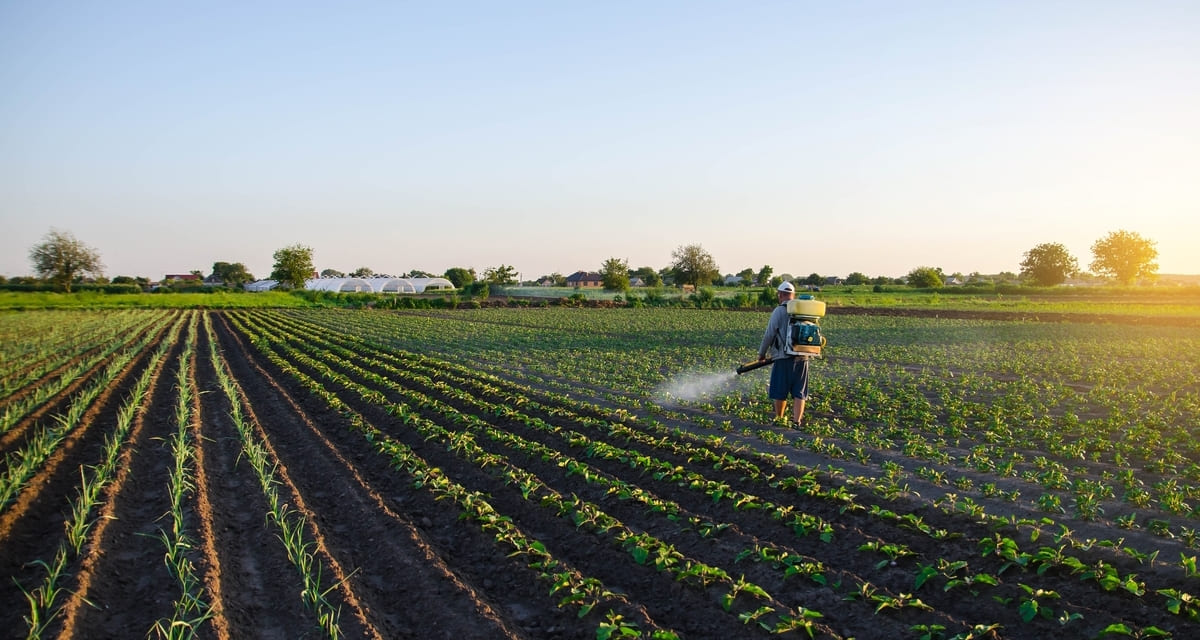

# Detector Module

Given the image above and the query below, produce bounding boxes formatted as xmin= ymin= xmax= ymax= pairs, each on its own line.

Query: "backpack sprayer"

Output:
xmin=736 ymin=294 xmax=827 ymax=374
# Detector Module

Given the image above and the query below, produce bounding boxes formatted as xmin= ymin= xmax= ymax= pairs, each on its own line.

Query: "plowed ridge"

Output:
xmin=0 ymin=308 xmax=1195 ymax=640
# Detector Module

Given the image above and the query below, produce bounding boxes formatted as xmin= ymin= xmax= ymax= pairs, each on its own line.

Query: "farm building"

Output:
xmin=565 ymin=271 xmax=603 ymax=287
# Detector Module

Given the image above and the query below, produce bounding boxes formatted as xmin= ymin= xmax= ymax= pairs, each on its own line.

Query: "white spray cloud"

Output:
xmin=654 ymin=370 xmax=738 ymax=403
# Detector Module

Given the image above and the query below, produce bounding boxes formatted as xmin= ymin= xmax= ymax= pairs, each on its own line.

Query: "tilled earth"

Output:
xmin=0 ymin=308 xmax=1196 ymax=639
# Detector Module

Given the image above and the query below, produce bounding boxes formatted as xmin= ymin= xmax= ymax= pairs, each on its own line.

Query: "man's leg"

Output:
xmin=773 ymin=399 xmax=788 ymax=419
xmin=791 ymin=358 xmax=810 ymax=425
xmin=792 ymin=398 xmax=805 ymax=424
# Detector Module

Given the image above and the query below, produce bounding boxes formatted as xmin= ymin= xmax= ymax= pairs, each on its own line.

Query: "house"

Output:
xmin=538 ymin=278 xmax=556 ymax=287
xmin=565 ymin=271 xmax=603 ymax=288
xmin=163 ymin=274 xmax=202 ymax=283
xmin=723 ymin=274 xmax=745 ymax=286
xmin=629 ymin=277 xmax=645 ymax=288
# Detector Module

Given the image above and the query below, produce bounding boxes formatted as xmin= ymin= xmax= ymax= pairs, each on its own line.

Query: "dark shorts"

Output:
xmin=769 ymin=357 xmax=809 ymax=400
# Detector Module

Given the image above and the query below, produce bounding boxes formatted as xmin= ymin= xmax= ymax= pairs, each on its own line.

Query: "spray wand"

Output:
xmin=735 ymin=359 xmax=773 ymax=375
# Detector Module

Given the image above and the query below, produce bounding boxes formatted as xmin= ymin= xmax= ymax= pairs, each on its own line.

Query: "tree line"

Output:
xmin=11 ymin=228 xmax=1162 ymax=294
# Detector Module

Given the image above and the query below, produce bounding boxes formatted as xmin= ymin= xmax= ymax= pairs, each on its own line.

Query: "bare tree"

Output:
xmin=29 ymin=229 xmax=103 ymax=292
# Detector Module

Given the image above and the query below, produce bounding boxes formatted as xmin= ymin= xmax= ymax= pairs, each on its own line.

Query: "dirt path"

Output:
xmin=213 ymin=312 xmax=527 ymax=639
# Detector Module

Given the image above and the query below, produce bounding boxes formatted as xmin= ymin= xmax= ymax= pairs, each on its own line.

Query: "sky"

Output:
xmin=2 ymin=1 xmax=1198 ymax=282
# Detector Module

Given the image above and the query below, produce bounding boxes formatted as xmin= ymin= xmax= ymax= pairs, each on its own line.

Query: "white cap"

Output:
xmin=777 ymin=281 xmax=795 ymax=293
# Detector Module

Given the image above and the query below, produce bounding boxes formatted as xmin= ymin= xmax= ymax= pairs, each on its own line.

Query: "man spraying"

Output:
xmin=757 ymin=281 xmax=811 ymax=427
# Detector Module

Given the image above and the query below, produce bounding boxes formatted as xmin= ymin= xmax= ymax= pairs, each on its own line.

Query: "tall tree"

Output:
xmin=735 ymin=268 xmax=756 ymax=285
xmin=483 ymin=264 xmax=518 ymax=285
xmin=804 ymin=273 xmax=823 ymax=286
xmin=600 ymin=257 xmax=630 ymax=291
xmin=443 ymin=267 xmax=476 ymax=288
xmin=1019 ymin=243 xmax=1078 ymax=286
xmin=29 ymin=229 xmax=103 ymax=292
xmin=906 ymin=266 xmax=944 ymax=288
xmin=845 ymin=272 xmax=869 ymax=285
xmin=669 ymin=244 xmax=720 ymax=288
xmin=350 ymin=266 xmax=373 ymax=278
xmin=755 ymin=265 xmax=774 ymax=287
xmin=1089 ymin=230 xmax=1158 ymax=284
xmin=270 ymin=244 xmax=314 ymax=289
xmin=632 ymin=266 xmax=662 ymax=287
xmin=320 ymin=268 xmax=345 ymax=278
xmin=211 ymin=261 xmax=254 ymax=287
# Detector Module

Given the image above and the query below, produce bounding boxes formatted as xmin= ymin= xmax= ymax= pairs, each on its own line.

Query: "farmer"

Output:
xmin=757 ymin=281 xmax=809 ymax=426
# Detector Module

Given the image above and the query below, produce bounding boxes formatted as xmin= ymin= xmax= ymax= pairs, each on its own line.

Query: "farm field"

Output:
xmin=1 ymin=307 xmax=1198 ymax=639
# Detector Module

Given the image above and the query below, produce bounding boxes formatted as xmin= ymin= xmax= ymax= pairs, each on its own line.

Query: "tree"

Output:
xmin=632 ymin=266 xmax=662 ymax=287
xmin=804 ymin=273 xmax=823 ymax=286
xmin=211 ymin=261 xmax=254 ymax=287
xmin=350 ymin=266 xmax=373 ymax=278
xmin=405 ymin=269 xmax=434 ymax=278
xmin=1089 ymin=230 xmax=1158 ymax=284
xmin=735 ymin=268 xmax=756 ymax=285
xmin=29 ymin=229 xmax=104 ymax=292
xmin=320 ymin=268 xmax=345 ymax=278
xmin=669 ymin=244 xmax=720 ymax=288
xmin=756 ymin=265 xmax=774 ymax=287
xmin=845 ymin=272 xmax=869 ymax=285
xmin=270 ymin=244 xmax=314 ymax=289
xmin=483 ymin=264 xmax=518 ymax=285
xmin=443 ymin=267 xmax=476 ymax=289
xmin=600 ymin=257 xmax=630 ymax=291
xmin=906 ymin=266 xmax=944 ymax=288
xmin=1019 ymin=243 xmax=1078 ymax=286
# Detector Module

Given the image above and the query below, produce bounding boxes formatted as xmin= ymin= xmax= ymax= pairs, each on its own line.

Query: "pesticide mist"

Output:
xmin=654 ymin=369 xmax=738 ymax=404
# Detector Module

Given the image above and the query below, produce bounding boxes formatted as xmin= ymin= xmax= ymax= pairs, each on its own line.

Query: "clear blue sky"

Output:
xmin=2 ymin=1 xmax=1197 ymax=281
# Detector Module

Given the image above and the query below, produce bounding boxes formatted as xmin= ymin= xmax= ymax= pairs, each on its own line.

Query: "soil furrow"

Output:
xmin=215 ymin=312 xmax=536 ymax=639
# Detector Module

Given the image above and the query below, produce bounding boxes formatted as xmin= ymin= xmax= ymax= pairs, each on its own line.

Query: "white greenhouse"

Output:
xmin=244 ymin=280 xmax=278 ymax=292
xmin=245 ymin=276 xmax=456 ymax=294
xmin=304 ymin=277 xmax=373 ymax=293
xmin=409 ymin=277 xmax=455 ymax=292
xmin=365 ymin=277 xmax=417 ymax=293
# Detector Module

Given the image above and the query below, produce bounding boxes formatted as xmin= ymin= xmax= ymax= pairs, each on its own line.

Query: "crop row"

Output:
xmin=291 ymin=308 xmax=1200 ymax=540
xmin=239 ymin=309 xmax=1196 ymax=638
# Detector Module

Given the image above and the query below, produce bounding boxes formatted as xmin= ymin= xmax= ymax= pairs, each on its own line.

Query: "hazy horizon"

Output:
xmin=3 ymin=2 xmax=1197 ymax=281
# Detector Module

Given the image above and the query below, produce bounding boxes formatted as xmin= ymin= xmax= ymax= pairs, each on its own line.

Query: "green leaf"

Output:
xmin=914 ymin=565 xmax=937 ymax=590
xmin=1018 ymin=599 xmax=1039 ymax=622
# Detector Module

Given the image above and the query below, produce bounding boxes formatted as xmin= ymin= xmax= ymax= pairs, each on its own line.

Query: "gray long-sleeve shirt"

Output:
xmin=758 ymin=304 xmax=790 ymax=361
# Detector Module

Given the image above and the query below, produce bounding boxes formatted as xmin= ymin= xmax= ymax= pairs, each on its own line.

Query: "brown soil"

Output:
xmin=1 ymin=308 xmax=1196 ymax=640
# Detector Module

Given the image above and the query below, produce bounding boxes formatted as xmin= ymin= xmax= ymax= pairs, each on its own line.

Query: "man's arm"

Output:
xmin=758 ymin=307 xmax=784 ymax=360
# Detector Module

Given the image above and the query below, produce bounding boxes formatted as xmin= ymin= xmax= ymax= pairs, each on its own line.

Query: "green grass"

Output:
xmin=3 ymin=284 xmax=1199 ymax=317
xmin=498 ymin=285 xmax=1200 ymax=317
xmin=0 ymin=290 xmax=313 ymax=310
